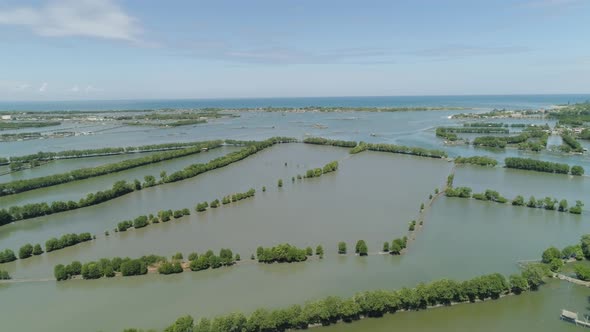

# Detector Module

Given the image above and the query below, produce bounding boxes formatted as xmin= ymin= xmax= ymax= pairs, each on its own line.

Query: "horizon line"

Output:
xmin=1 ymin=92 xmax=590 ymax=104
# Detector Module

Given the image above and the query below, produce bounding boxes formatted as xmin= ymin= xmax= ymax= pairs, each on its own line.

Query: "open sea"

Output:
xmin=0 ymin=94 xmax=589 ymax=111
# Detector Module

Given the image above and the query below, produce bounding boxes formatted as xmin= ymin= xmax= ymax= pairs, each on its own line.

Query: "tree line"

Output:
xmin=504 ymin=157 xmax=584 ymax=176
xmin=302 ymin=137 xmax=448 ymax=159
xmin=462 ymin=122 xmax=520 ymax=127
xmin=560 ymin=134 xmax=584 ymax=153
xmin=302 ymin=161 xmax=339 ymax=179
xmin=55 ymin=255 xmax=166 ymax=281
xmin=55 ymin=249 xmax=241 ymax=281
xmin=0 ymin=141 xmax=223 ymax=196
xmin=350 ymin=142 xmax=368 ymax=154
xmin=8 ymin=140 xmax=220 ymax=164
xmin=1 ymin=232 xmax=95 ymax=264
xmin=0 ymin=121 xmax=60 ymax=130
xmin=140 ymin=268 xmax=547 ymax=332
xmin=472 ymin=133 xmax=529 ymax=149
xmin=188 ymin=249 xmax=238 ymax=272
xmin=454 ymin=156 xmax=498 ymax=167
xmin=0 ymin=137 xmax=295 ymax=226
xmin=116 ymin=210 xmax=189 ymax=232
xmin=256 ymin=243 xmax=311 ymax=263
xmin=437 ymin=126 xmax=509 ymax=134
xmin=435 ymin=127 xmax=458 ymax=141
xmin=445 ymin=185 xmax=584 ymax=214
xmin=302 ymin=137 xmax=358 ymax=148
xmin=365 ymin=143 xmax=447 ymax=159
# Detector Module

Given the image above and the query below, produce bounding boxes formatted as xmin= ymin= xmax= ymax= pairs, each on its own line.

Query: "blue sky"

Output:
xmin=0 ymin=0 xmax=588 ymax=100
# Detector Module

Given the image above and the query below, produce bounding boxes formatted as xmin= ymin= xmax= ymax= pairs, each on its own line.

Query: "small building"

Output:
xmin=1 ymin=115 xmax=11 ymax=120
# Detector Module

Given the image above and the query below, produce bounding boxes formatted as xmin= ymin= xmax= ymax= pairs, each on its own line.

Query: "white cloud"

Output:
xmin=17 ymin=83 xmax=30 ymax=90
xmin=39 ymin=82 xmax=48 ymax=92
xmin=69 ymin=85 xmax=80 ymax=92
xmin=0 ymin=0 xmax=141 ymax=42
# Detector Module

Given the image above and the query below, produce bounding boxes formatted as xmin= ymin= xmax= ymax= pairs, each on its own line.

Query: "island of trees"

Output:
xmin=445 ymin=184 xmax=584 ymax=214
xmin=303 ymin=137 xmax=448 ymax=159
xmin=256 ymin=243 xmax=313 ymax=263
xmin=504 ymin=157 xmax=584 ymax=175
xmin=454 ymin=156 xmax=498 ymax=167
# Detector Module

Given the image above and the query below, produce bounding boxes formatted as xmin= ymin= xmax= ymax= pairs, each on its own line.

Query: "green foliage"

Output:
xmin=548 ymin=258 xmax=563 ymax=272
xmin=355 ymin=240 xmax=368 ymax=256
xmin=521 ymin=264 xmax=547 ymax=290
xmin=278 ymin=179 xmax=283 ymax=187
xmin=574 ymin=264 xmax=590 ymax=281
xmin=446 ymin=174 xmax=454 ymax=187
xmin=561 ymin=245 xmax=583 ymax=260
xmin=570 ymin=201 xmax=584 ymax=214
xmin=257 ymin=244 xmax=308 ymax=263
xmin=188 ymin=252 xmax=198 ymax=261
xmin=189 ymin=248 xmax=235 ymax=271
xmin=508 ymin=274 xmax=528 ymax=294
xmin=438 ymin=126 xmax=509 ymax=134
xmin=350 ymin=142 xmax=368 ymax=154
xmin=511 ymin=195 xmax=525 ymax=206
xmin=541 ymin=247 xmax=561 ymax=264
xmin=390 ymin=237 xmax=407 ymax=256
xmin=32 ymin=243 xmax=43 ymax=255
xmin=527 ymin=196 xmax=537 ymax=208
xmin=303 ymin=137 xmax=357 ymax=148
xmin=366 ymin=142 xmax=447 ymax=159
xmin=305 ymin=247 xmax=313 ymax=256
xmin=120 ymin=259 xmax=148 ymax=277
xmin=0 ymin=269 xmax=11 ymax=280
xmin=571 ymin=165 xmax=585 ymax=176
xmin=44 ymin=232 xmax=93 ymax=252
xmin=158 ymin=261 xmax=184 ymax=275
xmin=195 ymin=202 xmax=209 ymax=212
xmin=581 ymin=235 xmax=590 ymax=259
xmin=228 ymin=188 xmax=256 ymax=203
xmin=189 ymin=256 xmax=210 ymax=271
xmin=560 ymin=134 xmax=584 ymax=153
xmin=164 ymin=315 xmax=194 ymax=332
xmin=382 ymin=242 xmax=390 ymax=252
xmin=18 ymin=243 xmax=33 ymax=259
xmin=133 ymin=215 xmax=149 ymax=228
xmin=315 ymin=245 xmax=324 ymax=256
xmin=338 ymin=242 xmax=347 ymax=254
xmin=504 ymin=157 xmax=571 ymax=174
xmin=445 ymin=186 xmax=472 ymax=198
xmin=557 ymin=199 xmax=567 ymax=212
xmin=117 ymin=220 xmax=133 ymax=231
xmin=54 ymin=264 xmax=67 ymax=281
xmin=435 ymin=127 xmax=458 ymax=141
xmin=303 ymin=161 xmax=339 ymax=179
